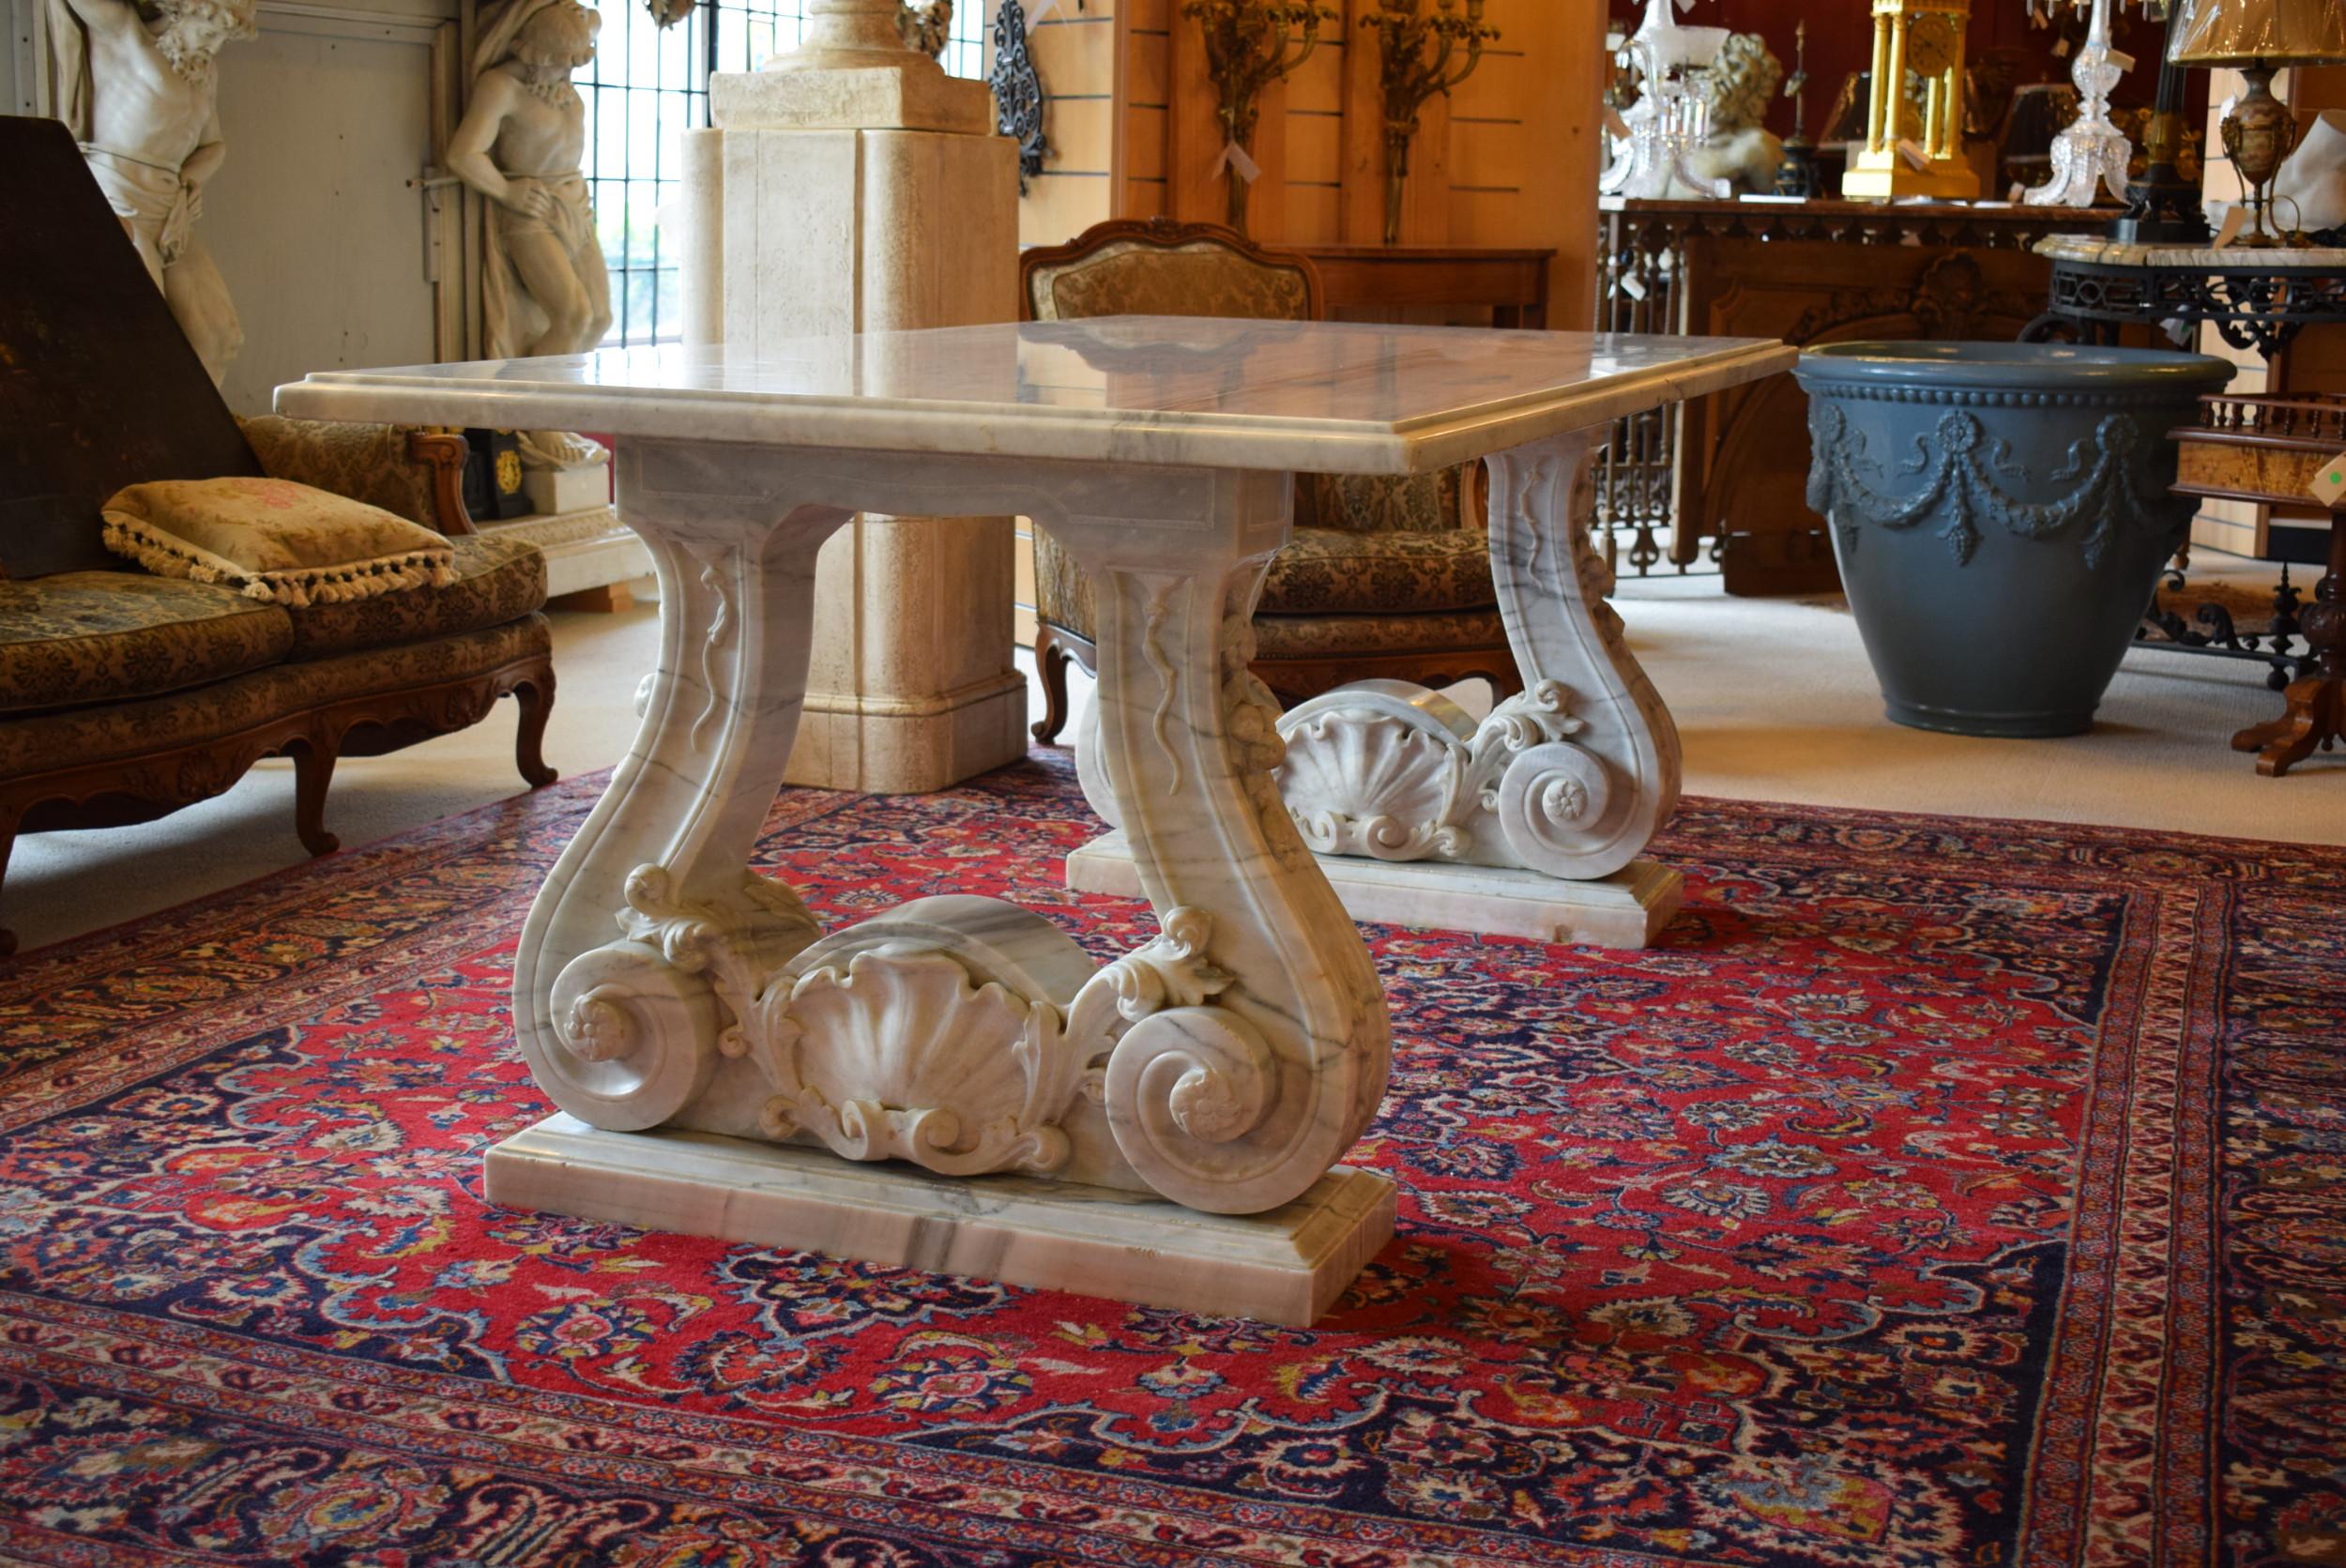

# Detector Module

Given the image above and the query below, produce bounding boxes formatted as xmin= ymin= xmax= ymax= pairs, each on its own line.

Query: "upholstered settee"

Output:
xmin=1021 ymin=217 xmax=1521 ymax=739
xmin=0 ymin=114 xmax=554 ymax=956
xmin=0 ymin=416 xmax=556 ymax=954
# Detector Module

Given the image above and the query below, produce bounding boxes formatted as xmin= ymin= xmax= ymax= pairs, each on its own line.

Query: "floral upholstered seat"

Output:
xmin=0 ymin=573 xmax=291 ymax=714
xmin=0 ymin=113 xmax=558 ymax=957
xmin=1020 ymin=217 xmax=1520 ymax=741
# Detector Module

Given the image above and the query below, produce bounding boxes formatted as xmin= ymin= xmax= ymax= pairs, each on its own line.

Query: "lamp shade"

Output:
xmin=2167 ymin=0 xmax=2346 ymax=66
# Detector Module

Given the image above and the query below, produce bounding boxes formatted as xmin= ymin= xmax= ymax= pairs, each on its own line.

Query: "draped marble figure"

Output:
xmin=46 ymin=0 xmax=256 ymax=382
xmin=449 ymin=0 xmax=612 ymax=470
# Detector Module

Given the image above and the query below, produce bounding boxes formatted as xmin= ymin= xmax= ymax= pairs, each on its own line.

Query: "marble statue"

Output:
xmin=449 ymin=0 xmax=611 ymax=471
xmin=896 ymin=0 xmax=951 ymax=57
xmin=1682 ymin=32 xmax=1783 ymax=196
xmin=45 ymin=0 xmax=256 ymax=382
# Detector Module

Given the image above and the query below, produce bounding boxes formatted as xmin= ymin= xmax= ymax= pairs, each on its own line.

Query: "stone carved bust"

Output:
xmin=1682 ymin=31 xmax=1784 ymax=196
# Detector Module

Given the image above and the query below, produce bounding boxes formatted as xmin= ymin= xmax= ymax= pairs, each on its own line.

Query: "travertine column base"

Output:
xmin=1068 ymin=829 xmax=1684 ymax=949
xmin=698 ymin=76 xmax=1025 ymax=795
xmin=487 ymin=1115 xmax=1396 ymax=1326
xmin=787 ymin=669 xmax=1031 ymax=792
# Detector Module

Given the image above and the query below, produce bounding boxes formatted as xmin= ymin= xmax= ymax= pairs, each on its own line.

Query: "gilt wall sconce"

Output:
xmin=1363 ymin=0 xmax=1498 ymax=244
xmin=1181 ymin=0 xmax=1336 ymax=232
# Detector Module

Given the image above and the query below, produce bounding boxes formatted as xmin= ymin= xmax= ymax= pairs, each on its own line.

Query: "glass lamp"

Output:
xmin=2168 ymin=0 xmax=2346 ymax=246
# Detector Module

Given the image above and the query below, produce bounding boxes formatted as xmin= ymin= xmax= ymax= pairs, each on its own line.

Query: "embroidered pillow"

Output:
xmin=100 ymin=476 xmax=456 ymax=608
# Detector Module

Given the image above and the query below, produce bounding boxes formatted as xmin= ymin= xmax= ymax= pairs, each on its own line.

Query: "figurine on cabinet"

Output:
xmin=1684 ymin=32 xmax=1784 ymax=194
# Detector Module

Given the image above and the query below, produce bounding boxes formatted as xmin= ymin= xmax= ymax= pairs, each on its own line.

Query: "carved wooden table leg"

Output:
xmin=1070 ymin=427 xmax=1685 ymax=947
xmin=488 ymin=440 xmax=1394 ymax=1325
xmin=2232 ymin=505 xmax=2346 ymax=777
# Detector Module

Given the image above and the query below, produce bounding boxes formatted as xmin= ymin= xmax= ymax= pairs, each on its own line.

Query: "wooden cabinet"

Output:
xmin=1291 ymin=244 xmax=1552 ymax=327
xmin=1596 ymin=198 xmax=2106 ymax=595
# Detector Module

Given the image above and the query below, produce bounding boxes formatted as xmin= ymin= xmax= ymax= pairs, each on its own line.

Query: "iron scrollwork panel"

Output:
xmin=988 ymin=0 xmax=1081 ymax=193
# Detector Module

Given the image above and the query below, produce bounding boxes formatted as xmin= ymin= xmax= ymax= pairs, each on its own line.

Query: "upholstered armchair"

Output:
xmin=1021 ymin=217 xmax=1520 ymax=741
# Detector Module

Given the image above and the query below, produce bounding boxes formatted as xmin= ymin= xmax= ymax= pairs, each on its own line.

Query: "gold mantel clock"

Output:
xmin=1843 ymin=0 xmax=1982 ymax=199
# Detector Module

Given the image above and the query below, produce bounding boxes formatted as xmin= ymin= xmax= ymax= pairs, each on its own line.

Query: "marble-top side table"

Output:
xmin=2027 ymin=234 xmax=2346 ymax=355
xmin=278 ymin=318 xmax=1790 ymax=1323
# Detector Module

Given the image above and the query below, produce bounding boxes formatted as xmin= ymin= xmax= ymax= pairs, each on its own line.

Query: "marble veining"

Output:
xmin=281 ymin=319 xmax=1787 ymax=1319
xmin=1078 ymin=401 xmax=1778 ymax=949
xmin=2036 ymin=235 xmax=2346 ymax=269
xmin=275 ymin=318 xmax=1794 ymax=476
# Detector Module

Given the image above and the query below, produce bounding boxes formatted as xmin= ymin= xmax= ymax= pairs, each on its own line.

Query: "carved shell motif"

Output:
xmin=1278 ymin=708 xmax=1467 ymax=860
xmin=755 ymin=943 xmax=1082 ymax=1178
xmin=1273 ymin=679 xmax=1588 ymax=865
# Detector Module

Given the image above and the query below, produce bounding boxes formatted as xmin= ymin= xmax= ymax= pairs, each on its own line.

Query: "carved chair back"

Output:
xmin=1020 ymin=218 xmax=1478 ymax=538
xmin=1020 ymin=217 xmax=1324 ymax=325
xmin=0 ymin=115 xmax=264 ymax=581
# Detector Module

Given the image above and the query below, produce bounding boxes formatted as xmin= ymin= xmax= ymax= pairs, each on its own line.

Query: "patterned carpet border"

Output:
xmin=0 ymin=754 xmax=2338 ymax=1567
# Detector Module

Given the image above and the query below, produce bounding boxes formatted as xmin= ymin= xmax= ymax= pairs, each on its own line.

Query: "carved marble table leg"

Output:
xmin=486 ymin=440 xmax=1395 ymax=1325
xmin=1069 ymin=428 xmax=1685 ymax=947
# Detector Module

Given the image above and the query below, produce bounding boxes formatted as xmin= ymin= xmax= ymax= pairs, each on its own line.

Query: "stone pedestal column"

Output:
xmin=679 ymin=2 xmax=1026 ymax=793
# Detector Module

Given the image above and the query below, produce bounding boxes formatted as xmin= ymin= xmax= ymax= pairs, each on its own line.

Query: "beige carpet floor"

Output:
xmin=8 ymin=557 xmax=2337 ymax=956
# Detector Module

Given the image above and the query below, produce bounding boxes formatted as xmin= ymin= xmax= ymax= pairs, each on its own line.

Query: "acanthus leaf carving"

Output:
xmin=1219 ymin=599 xmax=1306 ymax=870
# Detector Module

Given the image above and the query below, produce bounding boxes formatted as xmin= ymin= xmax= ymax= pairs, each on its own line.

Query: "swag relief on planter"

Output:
xmin=1806 ymin=403 xmax=2193 ymax=571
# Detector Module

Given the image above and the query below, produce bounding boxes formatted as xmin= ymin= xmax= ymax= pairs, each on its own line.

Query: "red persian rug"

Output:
xmin=1 ymin=754 xmax=2340 ymax=1568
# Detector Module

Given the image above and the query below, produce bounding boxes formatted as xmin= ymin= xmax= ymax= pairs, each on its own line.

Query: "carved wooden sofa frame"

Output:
xmin=0 ymin=426 xmax=556 ymax=957
xmin=0 ymin=114 xmax=557 ymax=954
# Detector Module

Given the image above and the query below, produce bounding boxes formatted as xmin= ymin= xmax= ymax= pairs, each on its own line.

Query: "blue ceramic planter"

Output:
xmin=1794 ymin=342 xmax=2234 ymax=738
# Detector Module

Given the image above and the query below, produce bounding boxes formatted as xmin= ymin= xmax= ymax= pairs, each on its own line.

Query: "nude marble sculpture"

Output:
xmin=46 ymin=0 xmax=255 ymax=381
xmin=450 ymin=0 xmax=612 ymax=472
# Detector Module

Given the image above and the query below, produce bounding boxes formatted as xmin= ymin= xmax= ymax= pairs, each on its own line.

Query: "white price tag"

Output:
xmin=1211 ymin=142 xmax=1262 ymax=183
xmin=1897 ymin=138 xmax=1933 ymax=171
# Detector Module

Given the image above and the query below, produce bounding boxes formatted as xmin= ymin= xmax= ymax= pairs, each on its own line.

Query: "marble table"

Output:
xmin=1063 ymin=333 xmax=1797 ymax=947
xmin=276 ymin=318 xmax=1790 ymax=1324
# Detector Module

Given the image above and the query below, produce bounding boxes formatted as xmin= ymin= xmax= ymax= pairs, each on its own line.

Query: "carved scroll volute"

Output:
xmin=511 ymin=441 xmax=848 ymax=1131
xmin=1483 ymin=429 xmax=1682 ymax=880
xmin=1051 ymin=467 xmax=1391 ymax=1216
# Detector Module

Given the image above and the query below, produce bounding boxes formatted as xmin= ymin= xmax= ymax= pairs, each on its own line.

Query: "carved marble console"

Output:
xmin=1068 ymin=365 xmax=1794 ymax=950
xmin=277 ymin=318 xmax=1788 ymax=1323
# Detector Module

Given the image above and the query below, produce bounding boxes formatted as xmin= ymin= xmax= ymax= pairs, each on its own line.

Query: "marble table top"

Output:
xmin=2036 ymin=234 xmax=2346 ymax=270
xmin=275 ymin=318 xmax=1793 ymax=475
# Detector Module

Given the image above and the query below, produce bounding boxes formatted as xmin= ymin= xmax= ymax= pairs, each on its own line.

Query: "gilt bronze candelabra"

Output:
xmin=1181 ymin=0 xmax=1334 ymax=231
xmin=1362 ymin=0 xmax=1497 ymax=244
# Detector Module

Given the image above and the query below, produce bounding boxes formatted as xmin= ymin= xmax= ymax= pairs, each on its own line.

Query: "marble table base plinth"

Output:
xmin=1069 ymin=830 xmax=1683 ymax=949
xmin=486 ymin=1114 xmax=1397 ymax=1326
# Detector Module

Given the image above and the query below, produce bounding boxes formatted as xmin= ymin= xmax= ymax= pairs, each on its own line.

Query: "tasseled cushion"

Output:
xmin=99 ymin=476 xmax=456 ymax=609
